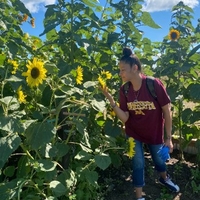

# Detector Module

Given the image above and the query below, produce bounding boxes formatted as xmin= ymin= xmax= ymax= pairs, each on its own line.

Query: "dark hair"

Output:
xmin=120 ymin=47 xmax=142 ymax=71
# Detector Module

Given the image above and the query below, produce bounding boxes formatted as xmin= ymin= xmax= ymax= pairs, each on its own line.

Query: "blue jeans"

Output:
xmin=132 ymin=139 xmax=166 ymax=187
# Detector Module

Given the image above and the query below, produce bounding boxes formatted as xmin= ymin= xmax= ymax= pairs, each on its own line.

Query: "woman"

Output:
xmin=100 ymin=47 xmax=179 ymax=200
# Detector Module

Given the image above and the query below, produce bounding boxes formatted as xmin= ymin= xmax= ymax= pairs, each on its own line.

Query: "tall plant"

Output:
xmin=154 ymin=1 xmax=200 ymax=159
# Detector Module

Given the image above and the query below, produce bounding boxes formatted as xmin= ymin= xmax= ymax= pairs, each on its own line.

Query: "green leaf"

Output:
xmin=11 ymin=0 xmax=32 ymax=17
xmin=127 ymin=21 xmax=138 ymax=33
xmin=84 ymin=169 xmax=98 ymax=185
xmin=0 ymin=134 xmax=21 ymax=168
xmin=91 ymin=99 xmax=106 ymax=112
xmin=3 ymin=166 xmax=15 ymax=177
xmin=182 ymin=108 xmax=193 ymax=123
xmin=110 ymin=152 xmax=122 ymax=168
xmin=57 ymin=169 xmax=76 ymax=189
xmin=46 ymin=29 xmax=58 ymax=41
xmin=16 ymin=156 xmax=30 ymax=178
xmin=40 ymin=143 xmax=56 ymax=158
xmin=141 ymin=12 xmax=161 ymax=29
xmin=50 ymin=180 xmax=67 ymax=197
xmin=5 ymin=75 xmax=22 ymax=82
xmin=75 ymin=150 xmax=92 ymax=160
xmin=80 ymin=143 xmax=92 ymax=153
xmin=0 ymin=179 xmax=19 ymax=199
xmin=188 ymin=83 xmax=200 ymax=100
xmin=107 ymin=32 xmax=120 ymax=46
xmin=82 ymin=0 xmax=99 ymax=7
xmin=0 ymin=54 xmax=6 ymax=66
xmin=7 ymin=41 xmax=18 ymax=57
xmin=0 ymin=115 xmax=23 ymax=133
xmin=37 ymin=159 xmax=57 ymax=172
xmin=83 ymin=81 xmax=96 ymax=88
xmin=41 ymin=85 xmax=53 ymax=107
xmin=84 ymin=7 xmax=99 ymax=21
xmin=0 ymin=96 xmax=20 ymax=111
xmin=39 ymin=24 xmax=59 ymax=37
xmin=25 ymin=122 xmax=56 ymax=150
xmin=187 ymin=44 xmax=200 ymax=58
xmin=0 ymin=20 xmax=7 ymax=31
xmin=94 ymin=153 xmax=111 ymax=170
xmin=104 ymin=119 xmax=122 ymax=137
xmin=55 ymin=143 xmax=69 ymax=158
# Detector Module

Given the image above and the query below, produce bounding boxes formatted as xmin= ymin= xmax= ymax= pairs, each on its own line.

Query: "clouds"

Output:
xmin=142 ymin=0 xmax=199 ymax=12
xmin=21 ymin=0 xmax=199 ymax=13
xmin=21 ymin=0 xmax=56 ymax=13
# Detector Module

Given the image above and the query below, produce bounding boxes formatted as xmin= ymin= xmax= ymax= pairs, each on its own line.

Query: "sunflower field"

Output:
xmin=0 ymin=0 xmax=200 ymax=199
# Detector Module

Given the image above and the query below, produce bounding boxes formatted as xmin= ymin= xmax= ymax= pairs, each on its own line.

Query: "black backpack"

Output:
xmin=123 ymin=76 xmax=157 ymax=100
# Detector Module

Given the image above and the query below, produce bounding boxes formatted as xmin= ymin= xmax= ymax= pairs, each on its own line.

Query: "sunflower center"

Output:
xmin=31 ymin=67 xmax=40 ymax=79
xmin=171 ymin=32 xmax=177 ymax=39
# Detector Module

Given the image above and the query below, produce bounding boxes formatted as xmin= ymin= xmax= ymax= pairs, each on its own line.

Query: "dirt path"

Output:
xmin=104 ymin=150 xmax=199 ymax=200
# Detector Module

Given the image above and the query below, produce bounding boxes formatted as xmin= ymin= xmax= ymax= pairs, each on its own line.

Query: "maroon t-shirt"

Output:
xmin=119 ymin=75 xmax=170 ymax=145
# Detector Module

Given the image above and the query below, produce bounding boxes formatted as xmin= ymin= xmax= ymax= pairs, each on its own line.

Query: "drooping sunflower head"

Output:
xmin=76 ymin=66 xmax=83 ymax=85
xmin=22 ymin=14 xmax=28 ymax=22
xmin=126 ymin=137 xmax=135 ymax=159
xmin=98 ymin=70 xmax=112 ymax=88
xmin=22 ymin=58 xmax=47 ymax=88
xmin=30 ymin=18 xmax=35 ymax=28
xmin=168 ymin=29 xmax=180 ymax=41
xmin=98 ymin=76 xmax=106 ymax=89
xmin=17 ymin=86 xmax=27 ymax=104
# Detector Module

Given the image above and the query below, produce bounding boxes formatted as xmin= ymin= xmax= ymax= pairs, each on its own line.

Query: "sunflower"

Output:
xmin=127 ymin=137 xmax=135 ymax=159
xmin=17 ymin=86 xmax=27 ymax=104
xmin=101 ymin=70 xmax=112 ymax=80
xmin=30 ymin=18 xmax=35 ymax=28
xmin=76 ymin=66 xmax=83 ymax=85
xmin=98 ymin=70 xmax=112 ymax=89
xmin=8 ymin=59 xmax=19 ymax=74
xmin=168 ymin=29 xmax=180 ymax=41
xmin=98 ymin=76 xmax=106 ymax=88
xmin=22 ymin=14 xmax=28 ymax=22
xmin=22 ymin=58 xmax=47 ymax=87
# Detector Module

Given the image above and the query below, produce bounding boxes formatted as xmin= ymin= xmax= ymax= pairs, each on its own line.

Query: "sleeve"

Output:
xmin=119 ymin=85 xmax=129 ymax=111
xmin=154 ymin=78 xmax=171 ymax=107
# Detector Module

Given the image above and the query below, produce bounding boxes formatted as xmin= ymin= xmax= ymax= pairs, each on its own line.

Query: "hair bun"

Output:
xmin=123 ymin=47 xmax=132 ymax=57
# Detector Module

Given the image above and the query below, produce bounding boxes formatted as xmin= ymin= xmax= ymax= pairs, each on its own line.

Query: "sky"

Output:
xmin=20 ymin=0 xmax=200 ymax=42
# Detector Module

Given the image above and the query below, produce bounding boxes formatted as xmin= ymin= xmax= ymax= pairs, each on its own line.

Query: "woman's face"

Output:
xmin=119 ymin=61 xmax=135 ymax=82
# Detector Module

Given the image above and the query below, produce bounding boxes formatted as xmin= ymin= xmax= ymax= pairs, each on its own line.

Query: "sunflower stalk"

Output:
xmin=70 ymin=0 xmax=75 ymax=65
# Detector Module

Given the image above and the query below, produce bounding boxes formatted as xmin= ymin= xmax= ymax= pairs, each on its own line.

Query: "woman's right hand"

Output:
xmin=99 ymin=86 xmax=129 ymax=123
xmin=99 ymin=86 xmax=116 ymax=105
xmin=99 ymin=86 xmax=111 ymax=99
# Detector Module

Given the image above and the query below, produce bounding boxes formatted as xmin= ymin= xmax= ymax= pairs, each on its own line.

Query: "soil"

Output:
xmin=102 ymin=149 xmax=200 ymax=200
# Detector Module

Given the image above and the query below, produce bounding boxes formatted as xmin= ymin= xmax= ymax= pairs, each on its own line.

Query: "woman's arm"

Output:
xmin=162 ymin=103 xmax=173 ymax=152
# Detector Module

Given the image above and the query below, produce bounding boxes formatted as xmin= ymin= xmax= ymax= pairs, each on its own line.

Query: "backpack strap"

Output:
xmin=123 ymin=77 xmax=157 ymax=100
xmin=146 ymin=76 xmax=157 ymax=100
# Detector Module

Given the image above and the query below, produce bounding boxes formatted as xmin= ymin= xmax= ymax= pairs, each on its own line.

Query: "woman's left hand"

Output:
xmin=165 ymin=139 xmax=173 ymax=153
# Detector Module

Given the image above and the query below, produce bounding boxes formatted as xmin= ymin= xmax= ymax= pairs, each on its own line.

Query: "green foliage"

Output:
xmin=153 ymin=2 xmax=200 ymax=157
xmin=186 ymin=168 xmax=200 ymax=194
xmin=0 ymin=0 xmax=200 ymax=199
